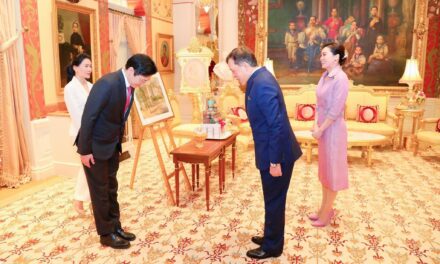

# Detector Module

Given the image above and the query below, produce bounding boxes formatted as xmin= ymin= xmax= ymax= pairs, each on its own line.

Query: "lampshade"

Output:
xmin=399 ymin=59 xmax=422 ymax=84
xmin=264 ymin=58 xmax=275 ymax=77
xmin=196 ymin=0 xmax=214 ymax=13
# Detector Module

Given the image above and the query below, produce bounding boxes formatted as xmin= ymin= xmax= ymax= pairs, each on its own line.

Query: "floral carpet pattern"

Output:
xmin=0 ymin=140 xmax=439 ymax=264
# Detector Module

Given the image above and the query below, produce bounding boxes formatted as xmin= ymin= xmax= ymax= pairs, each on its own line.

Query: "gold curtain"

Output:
xmin=0 ymin=1 xmax=31 ymax=187
xmin=109 ymin=11 xmax=125 ymax=71
xmin=124 ymin=15 xmax=143 ymax=54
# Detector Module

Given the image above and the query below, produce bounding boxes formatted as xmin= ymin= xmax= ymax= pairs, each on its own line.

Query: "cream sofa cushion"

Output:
xmin=290 ymin=119 xmax=314 ymax=131
xmin=345 ymin=90 xmax=388 ymax=121
xmin=346 ymin=120 xmax=396 ymax=136
xmin=416 ymin=131 xmax=440 ymax=145
xmin=284 ymin=90 xmax=316 ymax=119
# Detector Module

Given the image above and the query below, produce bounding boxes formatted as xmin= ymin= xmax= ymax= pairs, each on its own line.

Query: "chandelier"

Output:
xmin=196 ymin=0 xmax=214 ymax=13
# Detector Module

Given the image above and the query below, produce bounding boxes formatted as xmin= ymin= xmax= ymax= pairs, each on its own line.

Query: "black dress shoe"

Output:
xmin=246 ymin=247 xmax=282 ymax=259
xmin=100 ymin=233 xmax=130 ymax=249
xmin=116 ymin=228 xmax=136 ymax=241
xmin=251 ymin=236 xmax=264 ymax=246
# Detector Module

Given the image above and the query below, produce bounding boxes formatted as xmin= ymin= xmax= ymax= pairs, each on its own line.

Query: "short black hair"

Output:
xmin=322 ymin=42 xmax=347 ymax=66
xmin=125 ymin=54 xmax=158 ymax=76
xmin=66 ymin=53 xmax=91 ymax=82
xmin=226 ymin=46 xmax=257 ymax=67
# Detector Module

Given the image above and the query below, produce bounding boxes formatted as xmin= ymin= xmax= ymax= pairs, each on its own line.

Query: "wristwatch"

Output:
xmin=270 ymin=163 xmax=279 ymax=167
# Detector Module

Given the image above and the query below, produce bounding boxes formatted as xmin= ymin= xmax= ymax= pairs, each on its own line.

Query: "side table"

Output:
xmin=394 ymin=107 xmax=424 ymax=149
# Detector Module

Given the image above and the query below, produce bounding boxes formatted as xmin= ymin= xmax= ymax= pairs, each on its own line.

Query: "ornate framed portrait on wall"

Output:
xmin=53 ymin=1 xmax=99 ymax=95
xmin=156 ymin=33 xmax=174 ymax=73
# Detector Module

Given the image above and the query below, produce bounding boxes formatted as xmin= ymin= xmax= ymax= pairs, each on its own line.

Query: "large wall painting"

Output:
xmin=265 ymin=0 xmax=417 ymax=86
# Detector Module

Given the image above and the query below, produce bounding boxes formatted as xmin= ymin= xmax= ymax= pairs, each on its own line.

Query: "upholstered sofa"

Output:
xmin=173 ymin=83 xmax=399 ymax=150
xmin=283 ymin=86 xmax=399 ymax=148
xmin=413 ymin=117 xmax=440 ymax=155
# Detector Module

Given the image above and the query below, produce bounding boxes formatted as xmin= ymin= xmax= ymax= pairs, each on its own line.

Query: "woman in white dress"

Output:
xmin=64 ymin=53 xmax=93 ymax=215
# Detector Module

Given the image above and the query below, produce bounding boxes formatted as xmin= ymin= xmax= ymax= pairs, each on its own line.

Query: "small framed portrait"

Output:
xmin=133 ymin=72 xmax=174 ymax=127
xmin=156 ymin=33 xmax=174 ymax=72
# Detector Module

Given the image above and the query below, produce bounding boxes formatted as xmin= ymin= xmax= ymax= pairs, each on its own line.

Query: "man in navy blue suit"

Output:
xmin=76 ymin=54 xmax=157 ymax=249
xmin=227 ymin=47 xmax=302 ymax=259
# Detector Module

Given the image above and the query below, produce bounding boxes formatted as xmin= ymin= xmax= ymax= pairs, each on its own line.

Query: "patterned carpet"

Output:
xmin=0 ymin=139 xmax=439 ymax=264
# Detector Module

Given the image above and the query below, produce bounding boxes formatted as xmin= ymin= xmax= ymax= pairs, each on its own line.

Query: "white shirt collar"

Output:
xmin=121 ymin=68 xmax=130 ymax=88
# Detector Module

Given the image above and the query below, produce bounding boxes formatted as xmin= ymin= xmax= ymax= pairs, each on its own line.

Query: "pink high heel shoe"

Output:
xmin=308 ymin=212 xmax=319 ymax=221
xmin=311 ymin=209 xmax=335 ymax=227
xmin=73 ymin=200 xmax=86 ymax=216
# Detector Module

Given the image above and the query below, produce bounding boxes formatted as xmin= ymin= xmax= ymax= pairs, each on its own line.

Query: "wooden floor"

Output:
xmin=0 ymin=176 xmax=63 ymax=208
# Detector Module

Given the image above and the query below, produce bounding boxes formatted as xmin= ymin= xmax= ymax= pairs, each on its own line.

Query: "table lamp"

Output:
xmin=399 ymin=58 xmax=422 ymax=109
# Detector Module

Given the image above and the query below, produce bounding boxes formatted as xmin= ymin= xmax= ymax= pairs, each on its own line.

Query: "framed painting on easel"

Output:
xmin=133 ymin=72 xmax=174 ymax=126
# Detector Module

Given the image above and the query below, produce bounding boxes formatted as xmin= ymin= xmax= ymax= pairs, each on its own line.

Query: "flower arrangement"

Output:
xmin=414 ymin=90 xmax=426 ymax=105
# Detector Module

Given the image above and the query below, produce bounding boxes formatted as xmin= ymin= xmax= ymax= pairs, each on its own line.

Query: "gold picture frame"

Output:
xmin=133 ymin=72 xmax=174 ymax=126
xmin=156 ymin=33 xmax=174 ymax=73
xmin=52 ymin=1 xmax=99 ymax=95
xmin=251 ymin=0 xmax=429 ymax=95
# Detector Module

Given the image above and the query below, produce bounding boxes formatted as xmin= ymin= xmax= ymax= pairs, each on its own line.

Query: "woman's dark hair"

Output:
xmin=66 ymin=53 xmax=91 ymax=83
xmin=322 ymin=42 xmax=347 ymax=65
xmin=125 ymin=54 xmax=158 ymax=76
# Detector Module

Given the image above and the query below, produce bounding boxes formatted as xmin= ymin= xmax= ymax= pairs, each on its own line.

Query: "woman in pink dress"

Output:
xmin=309 ymin=42 xmax=349 ymax=227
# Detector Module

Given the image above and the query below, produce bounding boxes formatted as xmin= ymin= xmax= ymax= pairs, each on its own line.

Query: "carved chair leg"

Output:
xmin=413 ymin=139 xmax=419 ymax=156
xmin=392 ymin=135 xmax=397 ymax=150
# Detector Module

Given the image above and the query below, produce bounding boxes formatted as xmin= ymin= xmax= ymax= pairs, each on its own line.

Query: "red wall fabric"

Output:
xmin=242 ymin=1 xmax=258 ymax=51
xmin=99 ymin=0 xmax=111 ymax=75
xmin=424 ymin=0 xmax=440 ymax=97
xmin=20 ymin=0 xmax=47 ymax=119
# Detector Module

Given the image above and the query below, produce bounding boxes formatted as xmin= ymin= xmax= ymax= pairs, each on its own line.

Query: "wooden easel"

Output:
xmin=129 ymin=119 xmax=191 ymax=206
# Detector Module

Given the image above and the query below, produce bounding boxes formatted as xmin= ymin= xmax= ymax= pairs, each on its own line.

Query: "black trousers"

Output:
xmin=83 ymin=150 xmax=121 ymax=236
xmin=259 ymin=161 xmax=294 ymax=254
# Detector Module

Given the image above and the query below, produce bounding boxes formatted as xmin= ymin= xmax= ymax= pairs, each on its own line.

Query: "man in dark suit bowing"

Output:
xmin=226 ymin=47 xmax=302 ymax=259
xmin=76 ymin=54 xmax=157 ymax=249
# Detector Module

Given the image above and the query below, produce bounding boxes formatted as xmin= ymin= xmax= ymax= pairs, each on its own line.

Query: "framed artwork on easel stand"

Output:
xmin=129 ymin=73 xmax=191 ymax=206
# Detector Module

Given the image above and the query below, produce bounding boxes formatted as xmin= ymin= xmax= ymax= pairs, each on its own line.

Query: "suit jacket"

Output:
xmin=245 ymin=67 xmax=302 ymax=170
xmin=64 ymin=76 xmax=92 ymax=138
xmin=76 ymin=69 xmax=134 ymax=160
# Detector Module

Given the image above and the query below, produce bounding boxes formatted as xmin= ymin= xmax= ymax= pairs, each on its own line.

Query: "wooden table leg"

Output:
xmin=219 ymin=149 xmax=224 ymax=194
xmin=206 ymin=163 xmax=211 ymax=211
xmin=196 ymin=164 xmax=200 ymax=188
xmin=221 ymin=148 xmax=226 ymax=192
xmin=175 ymin=161 xmax=179 ymax=206
xmin=191 ymin=164 xmax=195 ymax=191
xmin=232 ymin=141 xmax=236 ymax=179
xmin=367 ymin=146 xmax=373 ymax=166
xmin=397 ymin=115 xmax=404 ymax=149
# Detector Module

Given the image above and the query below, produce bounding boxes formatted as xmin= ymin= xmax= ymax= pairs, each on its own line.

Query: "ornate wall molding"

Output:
xmin=151 ymin=0 xmax=172 ymax=22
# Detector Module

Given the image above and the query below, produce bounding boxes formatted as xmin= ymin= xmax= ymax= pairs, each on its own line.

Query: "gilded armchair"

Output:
xmin=413 ymin=117 xmax=440 ymax=156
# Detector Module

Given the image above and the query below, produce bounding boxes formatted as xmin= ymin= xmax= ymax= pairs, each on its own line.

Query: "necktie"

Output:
xmin=124 ymin=86 xmax=133 ymax=113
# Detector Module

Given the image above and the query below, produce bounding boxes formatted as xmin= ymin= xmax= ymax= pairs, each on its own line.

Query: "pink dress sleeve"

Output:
xmin=326 ymin=77 xmax=348 ymax=120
